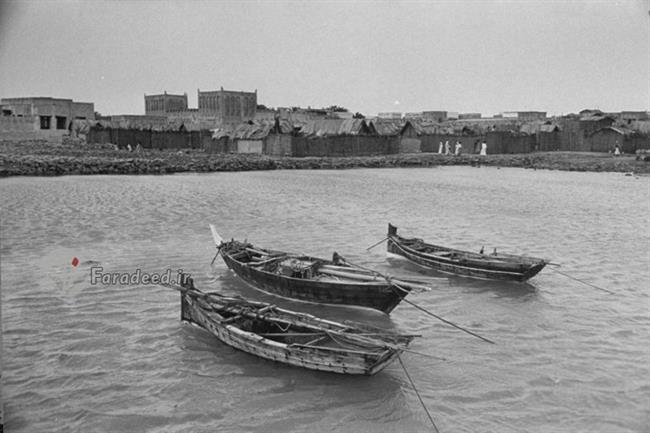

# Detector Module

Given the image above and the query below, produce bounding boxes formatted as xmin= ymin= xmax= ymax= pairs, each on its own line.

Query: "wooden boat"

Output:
xmin=175 ymin=276 xmax=415 ymax=375
xmin=387 ymin=224 xmax=547 ymax=282
xmin=210 ymin=226 xmax=427 ymax=314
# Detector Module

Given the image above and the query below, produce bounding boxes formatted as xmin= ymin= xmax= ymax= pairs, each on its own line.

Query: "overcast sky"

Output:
xmin=0 ymin=0 xmax=648 ymax=116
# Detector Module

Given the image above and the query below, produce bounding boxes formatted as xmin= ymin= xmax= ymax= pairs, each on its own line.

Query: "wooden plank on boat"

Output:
xmin=320 ymin=264 xmax=371 ymax=274
xmin=318 ymin=268 xmax=381 ymax=281
xmin=259 ymin=332 xmax=327 ymax=337
xmin=221 ymin=314 xmax=243 ymax=324
xmin=249 ymin=256 xmax=284 ymax=266
xmin=290 ymin=343 xmax=381 ymax=355
xmin=304 ymin=336 xmax=329 ymax=346
xmin=246 ymin=247 xmax=269 ymax=256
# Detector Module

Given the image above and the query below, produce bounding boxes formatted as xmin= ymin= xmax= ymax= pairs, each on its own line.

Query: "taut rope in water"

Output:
xmin=339 ymin=256 xmax=496 ymax=345
xmin=398 ymin=354 xmax=440 ymax=433
xmin=549 ymin=267 xmax=615 ymax=295
xmin=366 ymin=237 xmax=389 ymax=251
xmin=397 ymin=291 xmax=496 ymax=345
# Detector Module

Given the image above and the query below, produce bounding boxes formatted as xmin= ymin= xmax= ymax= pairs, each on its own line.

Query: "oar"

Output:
xmin=339 ymin=255 xmax=495 ymax=345
xmin=317 ymin=267 xmax=431 ymax=291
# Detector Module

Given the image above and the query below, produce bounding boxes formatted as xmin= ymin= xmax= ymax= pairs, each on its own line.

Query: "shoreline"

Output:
xmin=1 ymin=141 xmax=648 ymax=177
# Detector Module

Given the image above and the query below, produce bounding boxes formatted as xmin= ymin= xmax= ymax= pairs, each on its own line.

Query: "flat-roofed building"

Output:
xmin=144 ymin=91 xmax=188 ymax=115
xmin=422 ymin=111 xmax=448 ymax=122
xmin=377 ymin=112 xmax=402 ymax=120
xmin=620 ymin=111 xmax=649 ymax=122
xmin=501 ymin=111 xmax=547 ymax=121
xmin=198 ymin=87 xmax=257 ymax=126
xmin=1 ymin=96 xmax=95 ymax=141
xmin=404 ymin=112 xmax=423 ymax=120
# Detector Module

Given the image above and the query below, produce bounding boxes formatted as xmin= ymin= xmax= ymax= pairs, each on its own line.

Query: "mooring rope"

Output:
xmin=338 ymin=256 xmax=495 ymax=345
xmin=366 ymin=236 xmax=389 ymax=251
xmin=210 ymin=245 xmax=223 ymax=265
xmin=549 ymin=268 xmax=615 ymax=295
xmin=398 ymin=354 xmax=440 ymax=433
xmin=396 ymin=292 xmax=496 ymax=345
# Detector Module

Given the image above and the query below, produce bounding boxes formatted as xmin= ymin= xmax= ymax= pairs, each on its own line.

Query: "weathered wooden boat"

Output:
xmin=175 ymin=276 xmax=415 ymax=375
xmin=387 ymin=224 xmax=547 ymax=282
xmin=210 ymin=226 xmax=427 ymax=314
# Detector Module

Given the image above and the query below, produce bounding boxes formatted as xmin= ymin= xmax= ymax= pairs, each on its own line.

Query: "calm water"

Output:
xmin=1 ymin=167 xmax=649 ymax=433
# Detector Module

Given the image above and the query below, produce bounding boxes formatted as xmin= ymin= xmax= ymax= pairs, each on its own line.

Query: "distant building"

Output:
xmin=330 ymin=111 xmax=354 ymax=119
xmin=501 ymin=111 xmax=547 ymax=121
xmin=1 ymin=96 xmax=94 ymax=125
xmin=377 ymin=112 xmax=402 ymax=120
xmin=198 ymin=87 xmax=257 ymax=126
xmin=108 ymin=114 xmax=169 ymax=128
xmin=422 ymin=111 xmax=448 ymax=122
xmin=404 ymin=112 xmax=423 ymax=120
xmin=254 ymin=109 xmax=277 ymax=122
xmin=144 ymin=91 xmax=188 ymax=115
xmin=1 ymin=96 xmax=94 ymax=141
xmin=274 ymin=107 xmax=332 ymax=124
xmin=590 ymin=126 xmax=626 ymax=153
xmin=579 ymin=109 xmax=603 ymax=117
xmin=578 ymin=114 xmax=615 ymax=135
xmin=620 ymin=111 xmax=649 ymax=122
xmin=459 ymin=113 xmax=482 ymax=119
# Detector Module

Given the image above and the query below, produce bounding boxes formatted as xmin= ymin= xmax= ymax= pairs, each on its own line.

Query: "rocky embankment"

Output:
xmin=1 ymin=140 xmax=648 ymax=177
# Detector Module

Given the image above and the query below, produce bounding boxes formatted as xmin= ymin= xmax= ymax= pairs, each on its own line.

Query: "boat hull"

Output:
xmin=221 ymin=250 xmax=407 ymax=314
xmin=180 ymin=292 xmax=403 ymax=375
xmin=387 ymin=225 xmax=546 ymax=282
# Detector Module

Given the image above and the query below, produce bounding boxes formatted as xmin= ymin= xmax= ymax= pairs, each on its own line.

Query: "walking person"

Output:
xmin=480 ymin=140 xmax=487 ymax=156
xmin=438 ymin=141 xmax=444 ymax=154
xmin=445 ymin=140 xmax=451 ymax=155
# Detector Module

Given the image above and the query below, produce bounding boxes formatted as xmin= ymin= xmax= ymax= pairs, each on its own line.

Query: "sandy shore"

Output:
xmin=1 ymin=140 xmax=648 ymax=177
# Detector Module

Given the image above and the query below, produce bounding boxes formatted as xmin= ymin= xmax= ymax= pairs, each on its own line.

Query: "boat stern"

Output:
xmin=522 ymin=261 xmax=547 ymax=281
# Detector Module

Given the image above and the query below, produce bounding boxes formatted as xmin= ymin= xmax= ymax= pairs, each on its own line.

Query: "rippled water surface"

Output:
xmin=2 ymin=167 xmax=649 ymax=432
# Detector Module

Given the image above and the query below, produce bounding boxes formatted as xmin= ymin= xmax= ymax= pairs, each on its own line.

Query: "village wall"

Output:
xmin=291 ymin=136 xmax=399 ymax=157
